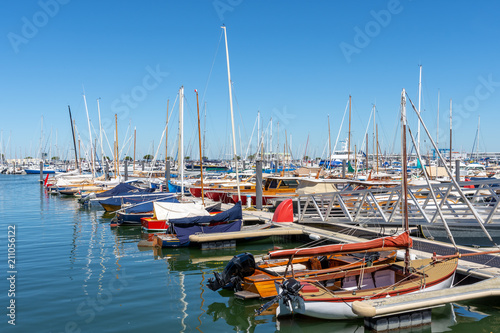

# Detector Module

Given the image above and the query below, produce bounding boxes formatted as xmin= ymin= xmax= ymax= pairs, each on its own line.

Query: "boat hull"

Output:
xmin=277 ymin=258 xmax=457 ymax=320
xmin=141 ymin=218 xmax=169 ymax=231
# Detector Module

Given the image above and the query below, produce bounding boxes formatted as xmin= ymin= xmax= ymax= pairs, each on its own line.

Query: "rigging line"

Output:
xmin=201 ymin=29 xmax=224 ymax=105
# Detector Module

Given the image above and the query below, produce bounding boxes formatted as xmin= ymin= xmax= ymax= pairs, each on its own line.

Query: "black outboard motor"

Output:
xmin=255 ymin=278 xmax=304 ymax=315
xmin=207 ymin=252 xmax=256 ymax=291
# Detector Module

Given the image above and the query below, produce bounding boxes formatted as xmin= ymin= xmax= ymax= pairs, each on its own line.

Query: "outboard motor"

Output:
xmin=207 ymin=252 xmax=255 ymax=291
xmin=255 ymin=278 xmax=304 ymax=315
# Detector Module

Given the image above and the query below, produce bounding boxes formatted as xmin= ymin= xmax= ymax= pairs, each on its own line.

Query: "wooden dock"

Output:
xmin=189 ymin=227 xmax=303 ymax=243
xmin=352 ymin=276 xmax=500 ymax=318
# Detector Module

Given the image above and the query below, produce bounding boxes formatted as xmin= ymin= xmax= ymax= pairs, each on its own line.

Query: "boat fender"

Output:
xmin=272 ymin=199 xmax=294 ymax=223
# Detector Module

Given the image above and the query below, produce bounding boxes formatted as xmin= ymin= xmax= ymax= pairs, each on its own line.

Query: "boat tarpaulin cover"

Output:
xmin=100 ymin=193 xmax=177 ymax=208
xmin=122 ymin=195 xmax=179 ymax=213
xmin=153 ymin=201 xmax=210 ymax=221
xmin=174 ymin=219 xmax=243 ymax=245
xmin=268 ymin=232 xmax=412 ymax=259
xmin=96 ymin=183 xmax=154 ymax=198
xmin=168 ymin=201 xmax=242 ymax=226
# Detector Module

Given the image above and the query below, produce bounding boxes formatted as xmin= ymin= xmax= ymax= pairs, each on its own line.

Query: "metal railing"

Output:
xmin=297 ymin=179 xmax=500 ymax=227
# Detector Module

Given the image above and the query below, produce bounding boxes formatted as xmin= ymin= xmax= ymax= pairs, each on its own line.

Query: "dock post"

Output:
xmin=342 ymin=160 xmax=346 ymax=178
xmin=124 ymin=159 xmax=128 ymax=181
xmin=256 ymin=160 xmax=263 ymax=210
xmin=165 ymin=160 xmax=171 ymax=192
xmin=40 ymin=161 xmax=44 ymax=182
xmin=141 ymin=161 xmax=145 ymax=171
xmin=105 ymin=160 xmax=109 ymax=181
xmin=455 ymin=159 xmax=460 ymax=182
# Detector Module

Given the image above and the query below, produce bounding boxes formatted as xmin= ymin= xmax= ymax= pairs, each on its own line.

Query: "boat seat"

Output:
xmin=266 ymin=263 xmax=308 ymax=274
xmin=374 ymin=269 xmax=395 ymax=288
xmin=359 ymin=273 xmax=375 ymax=289
xmin=342 ymin=275 xmax=358 ymax=290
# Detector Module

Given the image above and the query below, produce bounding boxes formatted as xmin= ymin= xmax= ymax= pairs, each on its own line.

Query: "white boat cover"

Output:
xmin=153 ymin=201 xmax=210 ymax=221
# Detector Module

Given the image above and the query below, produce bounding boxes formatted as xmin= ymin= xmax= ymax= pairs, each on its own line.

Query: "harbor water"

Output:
xmin=1 ymin=174 xmax=500 ymax=332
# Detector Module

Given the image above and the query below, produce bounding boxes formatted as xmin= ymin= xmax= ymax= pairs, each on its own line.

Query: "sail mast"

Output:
xmin=417 ymin=65 xmax=422 ymax=155
xmin=82 ymin=92 xmax=94 ymax=177
xmin=401 ymin=88 xmax=411 ymax=273
xmin=165 ymin=99 xmax=169 ymax=171
xmin=222 ymin=25 xmax=241 ymax=202
xmin=97 ymin=98 xmax=104 ymax=172
xmin=179 ymin=86 xmax=184 ymax=197
xmin=68 ymin=106 xmax=79 ymax=171
xmin=115 ymin=114 xmax=119 ymax=178
xmin=373 ymin=104 xmax=376 ymax=171
xmin=195 ymin=89 xmax=205 ymax=205
xmin=348 ymin=95 xmax=351 ymax=163
xmin=436 ymin=90 xmax=440 ymax=150
xmin=449 ymin=99 xmax=452 ymax=169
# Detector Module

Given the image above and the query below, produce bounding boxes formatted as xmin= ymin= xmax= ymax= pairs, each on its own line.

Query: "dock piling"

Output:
xmin=40 ymin=161 xmax=43 ymax=182
xmin=256 ymin=160 xmax=263 ymax=210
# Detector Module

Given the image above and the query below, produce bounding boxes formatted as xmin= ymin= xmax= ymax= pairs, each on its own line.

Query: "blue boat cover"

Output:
xmin=96 ymin=183 xmax=154 ymax=198
xmin=174 ymin=219 xmax=242 ymax=245
xmin=168 ymin=201 xmax=242 ymax=226
xmin=100 ymin=193 xmax=177 ymax=207
xmin=122 ymin=195 xmax=179 ymax=213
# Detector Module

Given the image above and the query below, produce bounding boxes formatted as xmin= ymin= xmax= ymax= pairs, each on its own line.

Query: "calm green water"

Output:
xmin=1 ymin=174 xmax=500 ymax=332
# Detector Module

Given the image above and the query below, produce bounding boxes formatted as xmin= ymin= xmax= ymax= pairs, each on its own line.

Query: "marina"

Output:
xmin=2 ymin=2 xmax=500 ymax=332
xmin=2 ymin=167 xmax=500 ymax=332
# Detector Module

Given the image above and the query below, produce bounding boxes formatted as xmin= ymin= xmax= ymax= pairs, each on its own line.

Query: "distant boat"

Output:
xmin=25 ymin=165 xmax=62 ymax=174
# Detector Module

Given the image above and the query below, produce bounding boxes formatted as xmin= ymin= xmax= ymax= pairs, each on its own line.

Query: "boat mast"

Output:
xmin=436 ymin=90 xmax=440 ymax=151
xmin=373 ymin=104 xmax=376 ymax=172
xmin=97 ymin=98 xmax=104 ymax=173
xmin=203 ymin=102 xmax=207 ymax=159
xmin=348 ymin=95 xmax=352 ymax=163
xmin=476 ymin=115 xmax=480 ymax=161
xmin=195 ymin=89 xmax=205 ymax=205
xmin=257 ymin=110 xmax=260 ymax=160
xmin=376 ymin=124 xmax=379 ymax=173
xmin=222 ymin=25 xmax=241 ymax=201
xmin=179 ymin=86 xmax=185 ymax=197
xmin=115 ymin=114 xmax=119 ymax=178
xmin=133 ymin=127 xmax=136 ymax=171
xmin=40 ymin=115 xmax=43 ymax=162
xmin=417 ymin=65 xmax=422 ymax=156
xmin=68 ymin=106 xmax=79 ymax=171
xmin=328 ymin=115 xmax=331 ymax=170
xmin=82 ymin=92 xmax=95 ymax=178
xmin=165 ymin=99 xmax=169 ymax=174
xmin=401 ymin=88 xmax=411 ymax=273
xmin=449 ymin=99 xmax=452 ymax=170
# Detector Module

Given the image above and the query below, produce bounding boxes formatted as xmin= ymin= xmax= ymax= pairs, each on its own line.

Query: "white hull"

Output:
xmin=277 ymin=272 xmax=455 ymax=320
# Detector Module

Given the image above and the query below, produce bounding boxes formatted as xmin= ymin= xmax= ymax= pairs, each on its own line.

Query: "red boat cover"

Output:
xmin=267 ymin=232 xmax=412 ymax=259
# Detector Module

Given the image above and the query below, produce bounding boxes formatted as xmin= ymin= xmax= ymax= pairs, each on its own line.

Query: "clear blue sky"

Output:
xmin=1 ymin=0 xmax=500 ymax=161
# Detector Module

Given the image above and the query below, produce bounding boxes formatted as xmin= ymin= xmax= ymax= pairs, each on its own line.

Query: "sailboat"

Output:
xmin=266 ymin=89 xmax=459 ymax=320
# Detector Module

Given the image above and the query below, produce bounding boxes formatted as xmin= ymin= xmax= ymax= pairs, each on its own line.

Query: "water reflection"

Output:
xmin=206 ymin=295 xmax=264 ymax=333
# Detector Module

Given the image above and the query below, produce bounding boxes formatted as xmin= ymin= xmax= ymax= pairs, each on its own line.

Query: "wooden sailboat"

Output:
xmin=267 ymin=89 xmax=459 ymax=320
xmin=207 ymin=236 xmax=402 ymax=299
